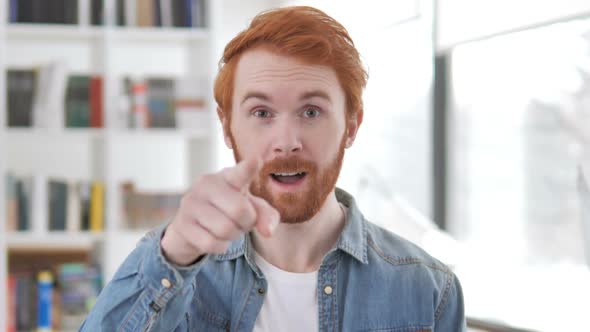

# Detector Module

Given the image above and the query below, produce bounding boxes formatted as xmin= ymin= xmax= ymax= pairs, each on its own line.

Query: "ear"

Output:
xmin=217 ymin=107 xmax=233 ymax=149
xmin=344 ymin=110 xmax=363 ymax=148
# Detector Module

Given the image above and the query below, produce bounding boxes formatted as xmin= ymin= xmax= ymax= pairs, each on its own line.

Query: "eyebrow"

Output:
xmin=240 ymin=90 xmax=332 ymax=106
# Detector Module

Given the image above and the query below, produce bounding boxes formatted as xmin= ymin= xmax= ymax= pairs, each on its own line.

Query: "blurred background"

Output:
xmin=1 ymin=0 xmax=589 ymax=331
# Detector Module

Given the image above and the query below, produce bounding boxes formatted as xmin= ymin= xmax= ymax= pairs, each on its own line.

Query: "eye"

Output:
xmin=302 ymin=107 xmax=321 ymax=118
xmin=253 ymin=109 xmax=272 ymax=118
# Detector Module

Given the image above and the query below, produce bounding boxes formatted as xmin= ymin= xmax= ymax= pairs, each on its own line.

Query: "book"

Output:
xmin=89 ymin=181 xmax=105 ymax=232
xmin=32 ymin=60 xmax=68 ymax=129
xmin=5 ymin=173 xmax=19 ymax=232
xmin=9 ymin=0 xmax=18 ymax=23
xmin=48 ymin=179 xmax=68 ymax=231
xmin=147 ymin=78 xmax=176 ymax=128
xmin=64 ymin=0 xmax=79 ymax=24
xmin=115 ymin=77 xmax=133 ymax=128
xmin=57 ymin=263 xmax=102 ymax=330
xmin=16 ymin=0 xmax=30 ymax=22
xmin=131 ymin=79 xmax=149 ymax=128
xmin=66 ymin=182 xmax=81 ymax=233
xmin=121 ymin=182 xmax=182 ymax=229
xmin=136 ymin=0 xmax=154 ymax=27
xmin=7 ymin=69 xmax=37 ymax=127
xmin=116 ymin=0 xmax=126 ymax=26
xmin=13 ymin=0 xmax=78 ymax=24
xmin=15 ymin=272 xmax=35 ymax=331
xmin=91 ymin=0 xmax=104 ymax=25
xmin=153 ymin=0 xmax=162 ymax=26
xmin=15 ymin=177 xmax=32 ymax=231
xmin=191 ymin=0 xmax=206 ymax=28
xmin=90 ymin=76 xmax=104 ymax=128
xmin=171 ymin=0 xmax=184 ymax=27
xmin=29 ymin=0 xmax=43 ymax=23
xmin=7 ymin=275 xmax=16 ymax=332
xmin=37 ymin=271 xmax=54 ymax=331
xmin=46 ymin=0 xmax=60 ymax=24
xmin=8 ymin=262 xmax=102 ymax=331
xmin=183 ymin=0 xmax=192 ymax=27
xmin=31 ymin=174 xmax=48 ymax=234
xmin=79 ymin=182 xmax=91 ymax=231
xmin=79 ymin=0 xmax=90 ymax=26
xmin=125 ymin=0 xmax=137 ymax=27
xmin=159 ymin=0 xmax=172 ymax=27
xmin=65 ymin=75 xmax=91 ymax=128
xmin=118 ymin=76 xmax=211 ymax=129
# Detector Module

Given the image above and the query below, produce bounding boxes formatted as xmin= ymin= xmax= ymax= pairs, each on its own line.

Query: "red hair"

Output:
xmin=214 ymin=6 xmax=368 ymax=120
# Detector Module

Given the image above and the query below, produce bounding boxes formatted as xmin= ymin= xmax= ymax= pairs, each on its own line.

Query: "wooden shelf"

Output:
xmin=6 ymin=232 xmax=104 ymax=252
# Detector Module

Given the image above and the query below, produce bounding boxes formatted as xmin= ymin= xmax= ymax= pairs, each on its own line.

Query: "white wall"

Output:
xmin=437 ymin=0 xmax=590 ymax=50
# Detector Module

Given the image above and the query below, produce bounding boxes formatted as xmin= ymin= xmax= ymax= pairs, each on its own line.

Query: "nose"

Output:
xmin=271 ymin=121 xmax=302 ymax=156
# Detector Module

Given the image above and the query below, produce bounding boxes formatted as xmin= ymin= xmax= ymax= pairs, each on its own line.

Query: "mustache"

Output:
xmin=261 ymin=156 xmax=317 ymax=174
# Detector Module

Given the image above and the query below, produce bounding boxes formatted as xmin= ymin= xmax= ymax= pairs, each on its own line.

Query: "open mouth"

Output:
xmin=270 ymin=172 xmax=307 ymax=185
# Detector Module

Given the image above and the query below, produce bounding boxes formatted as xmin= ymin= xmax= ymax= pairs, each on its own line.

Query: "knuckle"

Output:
xmin=230 ymin=201 xmax=254 ymax=221
xmin=219 ymin=225 xmax=235 ymax=239
xmin=227 ymin=202 xmax=244 ymax=220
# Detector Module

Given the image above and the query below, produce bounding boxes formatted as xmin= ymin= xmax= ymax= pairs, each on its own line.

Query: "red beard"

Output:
xmin=229 ymin=132 xmax=346 ymax=224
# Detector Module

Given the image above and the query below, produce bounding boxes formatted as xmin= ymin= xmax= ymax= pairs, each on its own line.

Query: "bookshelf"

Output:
xmin=0 ymin=0 xmax=281 ymax=330
xmin=7 ymin=23 xmax=104 ymax=39
xmin=1 ymin=0 xmax=7 ymax=330
xmin=6 ymin=232 xmax=103 ymax=251
xmin=1 ymin=0 xmax=285 ymax=329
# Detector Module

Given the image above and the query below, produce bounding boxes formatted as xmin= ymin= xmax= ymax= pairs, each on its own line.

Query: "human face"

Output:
xmin=220 ymin=47 xmax=360 ymax=224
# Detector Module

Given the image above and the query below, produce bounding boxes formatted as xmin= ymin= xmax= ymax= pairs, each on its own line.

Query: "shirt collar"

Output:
xmin=213 ymin=187 xmax=369 ymax=265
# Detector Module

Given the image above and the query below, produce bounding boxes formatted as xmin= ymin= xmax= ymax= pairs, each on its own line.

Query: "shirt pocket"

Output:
xmin=191 ymin=308 xmax=231 ymax=332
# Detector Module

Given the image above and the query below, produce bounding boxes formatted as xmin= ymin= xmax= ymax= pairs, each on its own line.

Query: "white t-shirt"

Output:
xmin=252 ymin=250 xmax=319 ymax=332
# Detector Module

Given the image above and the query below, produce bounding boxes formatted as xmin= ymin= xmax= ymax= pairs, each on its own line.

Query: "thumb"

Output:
xmin=248 ymin=194 xmax=280 ymax=237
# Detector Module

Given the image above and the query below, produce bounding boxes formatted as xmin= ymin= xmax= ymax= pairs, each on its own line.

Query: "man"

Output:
xmin=82 ymin=6 xmax=465 ymax=332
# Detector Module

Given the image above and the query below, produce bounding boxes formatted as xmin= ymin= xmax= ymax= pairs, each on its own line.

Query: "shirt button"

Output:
xmin=324 ymin=286 xmax=333 ymax=295
xmin=161 ymin=278 xmax=172 ymax=289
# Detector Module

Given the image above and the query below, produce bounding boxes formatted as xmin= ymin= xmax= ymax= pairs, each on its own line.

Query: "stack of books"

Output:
xmin=115 ymin=0 xmax=207 ymax=28
xmin=121 ymin=181 xmax=182 ymax=229
xmin=6 ymin=64 xmax=104 ymax=129
xmin=5 ymin=173 xmax=105 ymax=233
xmin=7 ymin=263 xmax=102 ymax=332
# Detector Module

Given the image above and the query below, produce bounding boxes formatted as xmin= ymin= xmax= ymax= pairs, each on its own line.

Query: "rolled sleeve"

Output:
xmin=81 ymin=224 xmax=208 ymax=332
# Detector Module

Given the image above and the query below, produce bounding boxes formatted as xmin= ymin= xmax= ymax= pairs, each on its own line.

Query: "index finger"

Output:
xmin=222 ymin=158 xmax=262 ymax=192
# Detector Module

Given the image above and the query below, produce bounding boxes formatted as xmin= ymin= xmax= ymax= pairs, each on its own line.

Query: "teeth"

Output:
xmin=273 ymin=172 xmax=303 ymax=176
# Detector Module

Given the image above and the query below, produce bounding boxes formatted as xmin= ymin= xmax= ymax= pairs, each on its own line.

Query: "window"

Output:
xmin=448 ymin=18 xmax=590 ymax=331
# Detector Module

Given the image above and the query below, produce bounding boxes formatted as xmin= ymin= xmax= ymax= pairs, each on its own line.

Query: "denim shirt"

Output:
xmin=81 ymin=188 xmax=466 ymax=332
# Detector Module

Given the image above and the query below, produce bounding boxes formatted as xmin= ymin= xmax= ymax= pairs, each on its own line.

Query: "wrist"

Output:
xmin=161 ymin=226 xmax=203 ymax=266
